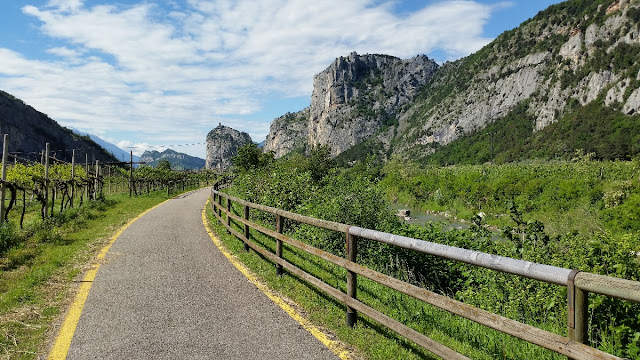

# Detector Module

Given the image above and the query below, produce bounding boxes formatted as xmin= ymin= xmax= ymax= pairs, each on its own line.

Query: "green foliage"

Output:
xmin=306 ymin=145 xmax=335 ymax=182
xmin=380 ymin=158 xmax=640 ymax=237
xmin=232 ymin=143 xmax=274 ymax=172
xmin=157 ymin=158 xmax=171 ymax=171
xmin=335 ymin=138 xmax=386 ymax=167
xmin=0 ymin=222 xmax=16 ymax=255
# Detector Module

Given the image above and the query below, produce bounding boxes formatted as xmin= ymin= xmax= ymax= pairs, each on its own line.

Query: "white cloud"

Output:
xmin=0 ymin=0 xmax=497 ymax=158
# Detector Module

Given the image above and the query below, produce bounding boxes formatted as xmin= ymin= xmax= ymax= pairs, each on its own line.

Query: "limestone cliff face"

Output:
xmin=262 ymin=108 xmax=309 ymax=158
xmin=205 ymin=124 xmax=252 ymax=170
xmin=264 ymin=52 xmax=438 ymax=157
xmin=395 ymin=0 xmax=640 ymax=157
xmin=308 ymin=52 xmax=438 ymax=156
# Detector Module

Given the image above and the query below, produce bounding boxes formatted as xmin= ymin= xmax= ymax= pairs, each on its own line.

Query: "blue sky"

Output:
xmin=0 ymin=0 xmax=562 ymax=158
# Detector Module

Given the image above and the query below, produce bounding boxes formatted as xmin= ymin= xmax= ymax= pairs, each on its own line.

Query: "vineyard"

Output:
xmin=0 ymin=134 xmax=215 ymax=254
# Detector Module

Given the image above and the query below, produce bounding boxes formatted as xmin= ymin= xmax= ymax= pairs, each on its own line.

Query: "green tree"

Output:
xmin=157 ymin=158 xmax=171 ymax=171
xmin=306 ymin=145 xmax=335 ymax=182
xmin=232 ymin=143 xmax=273 ymax=172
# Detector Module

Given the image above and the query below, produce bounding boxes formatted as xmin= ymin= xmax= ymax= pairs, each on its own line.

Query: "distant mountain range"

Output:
xmin=70 ymin=128 xmax=139 ymax=163
xmin=140 ymin=149 xmax=205 ymax=170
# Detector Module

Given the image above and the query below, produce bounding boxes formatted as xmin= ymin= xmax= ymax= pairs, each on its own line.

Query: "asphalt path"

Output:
xmin=65 ymin=189 xmax=338 ymax=359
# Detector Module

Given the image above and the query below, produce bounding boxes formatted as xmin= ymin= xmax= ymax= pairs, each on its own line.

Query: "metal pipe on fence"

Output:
xmin=348 ymin=226 xmax=573 ymax=286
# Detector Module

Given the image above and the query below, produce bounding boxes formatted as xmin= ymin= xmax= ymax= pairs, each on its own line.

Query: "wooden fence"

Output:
xmin=210 ymin=188 xmax=640 ymax=360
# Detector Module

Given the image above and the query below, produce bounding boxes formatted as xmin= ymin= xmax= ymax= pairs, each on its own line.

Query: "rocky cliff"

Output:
xmin=392 ymin=0 xmax=640 ymax=160
xmin=140 ymin=149 xmax=205 ymax=170
xmin=205 ymin=124 xmax=252 ymax=170
xmin=264 ymin=0 xmax=640 ymax=163
xmin=264 ymin=52 xmax=438 ymax=157
xmin=263 ymin=109 xmax=309 ymax=157
xmin=0 ymin=90 xmax=115 ymax=163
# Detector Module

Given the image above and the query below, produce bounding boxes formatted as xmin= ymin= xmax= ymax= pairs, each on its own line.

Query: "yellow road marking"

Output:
xmin=48 ymin=200 xmax=169 ymax=360
xmin=201 ymin=199 xmax=352 ymax=360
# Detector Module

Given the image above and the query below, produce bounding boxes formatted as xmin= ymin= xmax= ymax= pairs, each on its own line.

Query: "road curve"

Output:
xmin=63 ymin=189 xmax=339 ymax=360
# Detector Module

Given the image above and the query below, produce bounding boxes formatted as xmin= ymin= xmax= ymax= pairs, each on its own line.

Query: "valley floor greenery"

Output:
xmin=218 ymin=146 xmax=640 ymax=359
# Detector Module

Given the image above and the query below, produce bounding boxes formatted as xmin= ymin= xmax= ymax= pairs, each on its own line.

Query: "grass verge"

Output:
xmin=0 ymin=191 xmax=174 ymax=359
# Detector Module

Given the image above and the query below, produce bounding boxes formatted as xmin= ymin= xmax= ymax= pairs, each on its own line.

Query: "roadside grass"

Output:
xmin=0 ymin=190 xmax=177 ymax=360
xmin=205 ymin=200 xmax=567 ymax=360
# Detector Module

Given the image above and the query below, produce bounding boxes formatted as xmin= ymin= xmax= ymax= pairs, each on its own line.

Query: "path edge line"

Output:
xmin=201 ymin=199 xmax=352 ymax=360
xmin=47 ymin=199 xmax=170 ymax=360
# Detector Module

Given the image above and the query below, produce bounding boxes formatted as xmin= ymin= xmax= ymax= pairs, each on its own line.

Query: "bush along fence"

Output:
xmin=210 ymin=188 xmax=640 ymax=360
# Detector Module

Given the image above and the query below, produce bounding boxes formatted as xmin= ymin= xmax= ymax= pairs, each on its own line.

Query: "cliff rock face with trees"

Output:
xmin=205 ymin=124 xmax=252 ymax=170
xmin=392 ymin=0 xmax=640 ymax=162
xmin=264 ymin=0 xmax=640 ymax=163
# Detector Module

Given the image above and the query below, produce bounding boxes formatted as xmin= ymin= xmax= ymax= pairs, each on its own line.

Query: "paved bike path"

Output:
xmin=64 ymin=189 xmax=338 ymax=359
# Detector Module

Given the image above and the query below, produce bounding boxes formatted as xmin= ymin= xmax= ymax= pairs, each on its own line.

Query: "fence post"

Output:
xmin=217 ymin=193 xmax=222 ymax=217
xmin=70 ymin=149 xmax=75 ymax=208
xmin=244 ymin=205 xmax=250 ymax=252
xmin=94 ymin=160 xmax=99 ymax=199
xmin=129 ymin=151 xmax=133 ymax=197
xmin=85 ymin=153 xmax=89 ymax=201
xmin=44 ymin=143 xmax=50 ymax=218
xmin=226 ymin=197 xmax=231 ymax=229
xmin=0 ymin=134 xmax=8 ymax=224
xmin=567 ymin=270 xmax=588 ymax=355
xmin=275 ymin=213 xmax=283 ymax=275
xmin=346 ymin=228 xmax=357 ymax=327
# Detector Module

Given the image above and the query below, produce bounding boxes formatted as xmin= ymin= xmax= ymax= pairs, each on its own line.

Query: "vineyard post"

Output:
xmin=129 ymin=151 xmax=133 ymax=197
xmin=44 ymin=143 xmax=50 ymax=218
xmin=94 ymin=160 xmax=99 ymax=199
xmin=0 ymin=134 xmax=8 ymax=224
xmin=85 ymin=153 xmax=89 ymax=201
xmin=70 ymin=149 xmax=75 ymax=208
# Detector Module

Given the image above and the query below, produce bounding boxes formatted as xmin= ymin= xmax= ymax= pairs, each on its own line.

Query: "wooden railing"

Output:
xmin=209 ymin=189 xmax=640 ymax=360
